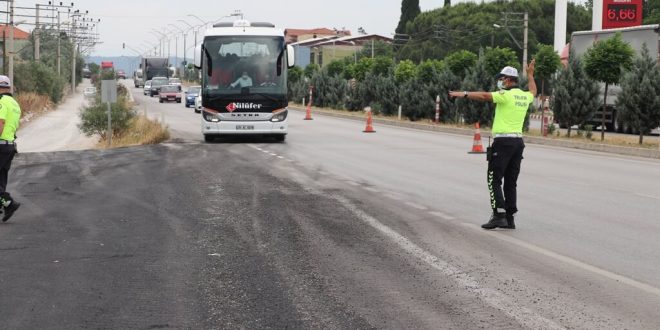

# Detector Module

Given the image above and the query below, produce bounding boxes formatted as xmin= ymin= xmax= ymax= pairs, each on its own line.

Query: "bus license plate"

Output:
xmin=236 ymin=125 xmax=254 ymax=130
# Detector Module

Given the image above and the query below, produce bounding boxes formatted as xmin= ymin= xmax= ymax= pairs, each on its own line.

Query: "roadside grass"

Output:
xmin=16 ymin=92 xmax=53 ymax=122
xmin=292 ymin=103 xmax=660 ymax=150
xmin=97 ymin=115 xmax=170 ymax=148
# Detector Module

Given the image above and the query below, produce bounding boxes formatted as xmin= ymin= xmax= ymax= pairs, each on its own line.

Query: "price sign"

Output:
xmin=602 ymin=0 xmax=643 ymax=29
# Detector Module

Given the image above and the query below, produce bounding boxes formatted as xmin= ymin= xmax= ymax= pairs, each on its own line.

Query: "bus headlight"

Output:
xmin=270 ymin=109 xmax=288 ymax=122
xmin=202 ymin=109 xmax=221 ymax=122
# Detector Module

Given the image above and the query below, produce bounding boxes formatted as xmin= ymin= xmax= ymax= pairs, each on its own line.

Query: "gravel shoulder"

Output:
xmin=17 ymin=80 xmax=98 ymax=153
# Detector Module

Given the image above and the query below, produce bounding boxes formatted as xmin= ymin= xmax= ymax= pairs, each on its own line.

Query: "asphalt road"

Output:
xmin=1 ymin=83 xmax=659 ymax=329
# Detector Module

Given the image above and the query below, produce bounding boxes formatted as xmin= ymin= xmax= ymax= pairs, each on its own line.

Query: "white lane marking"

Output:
xmin=346 ymin=181 xmax=360 ymax=186
xmin=405 ymin=201 xmax=428 ymax=210
xmin=364 ymin=187 xmax=380 ymax=193
xmin=461 ymin=223 xmax=660 ymax=299
xmin=332 ymin=194 xmax=564 ymax=330
xmin=269 ymin=153 xmax=278 ymax=156
xmin=208 ymin=253 xmax=222 ymax=257
xmin=385 ymin=193 xmax=404 ymax=201
xmin=635 ymin=193 xmax=660 ymax=200
xmin=429 ymin=211 xmax=455 ymax=220
xmin=277 ymin=156 xmax=285 ymax=159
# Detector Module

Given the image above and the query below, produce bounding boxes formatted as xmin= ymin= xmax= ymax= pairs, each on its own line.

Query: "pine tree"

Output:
xmin=396 ymin=0 xmax=421 ymax=34
xmin=551 ymin=53 xmax=600 ymax=137
xmin=457 ymin=53 xmax=495 ymax=126
xmin=616 ymin=44 xmax=660 ymax=144
xmin=444 ymin=0 xmax=451 ymax=7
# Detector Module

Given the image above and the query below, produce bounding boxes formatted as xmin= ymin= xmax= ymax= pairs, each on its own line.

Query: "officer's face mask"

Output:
xmin=497 ymin=78 xmax=505 ymax=90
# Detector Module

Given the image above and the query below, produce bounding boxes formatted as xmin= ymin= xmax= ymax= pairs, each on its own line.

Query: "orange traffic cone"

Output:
xmin=468 ymin=122 xmax=486 ymax=154
xmin=304 ymin=100 xmax=313 ymax=120
xmin=363 ymin=109 xmax=376 ymax=133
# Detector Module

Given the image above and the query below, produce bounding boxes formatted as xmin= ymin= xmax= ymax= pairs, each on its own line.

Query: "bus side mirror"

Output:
xmin=287 ymin=45 xmax=295 ymax=68
xmin=194 ymin=44 xmax=202 ymax=69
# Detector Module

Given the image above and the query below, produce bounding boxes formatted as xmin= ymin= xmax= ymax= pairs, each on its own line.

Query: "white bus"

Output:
xmin=194 ymin=20 xmax=295 ymax=142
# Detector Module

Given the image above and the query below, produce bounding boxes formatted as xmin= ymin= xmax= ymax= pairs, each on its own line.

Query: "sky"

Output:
xmin=11 ymin=0 xmax=442 ymax=57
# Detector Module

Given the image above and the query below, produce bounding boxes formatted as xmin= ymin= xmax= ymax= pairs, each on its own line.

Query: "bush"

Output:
xmin=14 ymin=62 xmax=65 ymax=103
xmin=79 ymin=88 xmax=135 ymax=138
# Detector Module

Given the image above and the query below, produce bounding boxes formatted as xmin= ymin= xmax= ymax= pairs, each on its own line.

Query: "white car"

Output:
xmin=194 ymin=93 xmax=202 ymax=113
xmin=83 ymin=86 xmax=97 ymax=98
xmin=143 ymin=80 xmax=152 ymax=95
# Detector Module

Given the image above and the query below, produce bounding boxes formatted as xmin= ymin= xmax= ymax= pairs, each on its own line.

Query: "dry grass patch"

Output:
xmin=97 ymin=115 xmax=170 ymax=148
xmin=16 ymin=92 xmax=53 ymax=122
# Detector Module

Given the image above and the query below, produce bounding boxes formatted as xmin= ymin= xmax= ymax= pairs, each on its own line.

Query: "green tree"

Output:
xmin=417 ymin=59 xmax=445 ymax=82
xmin=370 ymin=56 xmax=394 ymax=76
xmin=483 ymin=47 xmax=519 ymax=77
xmin=373 ymin=74 xmax=400 ymax=115
xmin=88 ymin=63 xmax=100 ymax=75
xmin=394 ymin=59 xmax=417 ymax=83
xmin=616 ymin=44 xmax=660 ymax=144
xmin=534 ymin=44 xmax=561 ymax=97
xmin=79 ymin=84 xmax=135 ymax=138
xmin=444 ymin=0 xmax=450 ymax=7
xmin=643 ymin=0 xmax=660 ymax=24
xmin=551 ymin=53 xmax=600 ymax=137
xmin=349 ymin=57 xmax=374 ymax=81
xmin=14 ymin=62 xmax=65 ymax=103
xmin=397 ymin=0 xmax=591 ymax=63
xmin=444 ymin=50 xmax=477 ymax=78
xmin=458 ymin=55 xmax=495 ymax=126
xmin=325 ymin=60 xmax=345 ymax=77
xmin=396 ymin=0 xmax=421 ymax=34
xmin=304 ymin=63 xmax=320 ymax=78
xmin=584 ymin=32 xmax=635 ymax=140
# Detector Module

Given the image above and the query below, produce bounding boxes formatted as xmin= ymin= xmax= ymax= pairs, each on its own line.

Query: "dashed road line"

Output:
xmin=429 ymin=211 xmax=455 ymax=220
xmin=363 ymin=187 xmax=380 ymax=193
xmin=405 ymin=201 xmax=428 ymax=210
xmin=461 ymin=222 xmax=660 ymax=299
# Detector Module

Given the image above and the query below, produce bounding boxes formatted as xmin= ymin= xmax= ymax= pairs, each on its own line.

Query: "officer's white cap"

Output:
xmin=495 ymin=66 xmax=518 ymax=79
xmin=0 ymin=75 xmax=11 ymax=88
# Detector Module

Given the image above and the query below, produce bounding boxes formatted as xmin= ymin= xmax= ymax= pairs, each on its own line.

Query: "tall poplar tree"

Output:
xmin=396 ymin=0 xmax=421 ymax=34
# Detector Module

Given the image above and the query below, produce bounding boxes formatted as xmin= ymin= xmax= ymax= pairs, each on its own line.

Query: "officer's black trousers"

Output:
xmin=487 ymin=137 xmax=525 ymax=215
xmin=0 ymin=144 xmax=17 ymax=195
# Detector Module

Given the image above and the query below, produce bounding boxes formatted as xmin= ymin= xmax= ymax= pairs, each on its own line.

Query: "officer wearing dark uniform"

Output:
xmin=450 ymin=60 xmax=536 ymax=230
xmin=0 ymin=75 xmax=21 ymax=222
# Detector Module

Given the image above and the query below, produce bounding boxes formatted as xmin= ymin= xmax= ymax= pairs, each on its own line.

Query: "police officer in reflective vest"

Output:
xmin=0 ymin=75 xmax=21 ymax=222
xmin=450 ymin=59 xmax=536 ymax=230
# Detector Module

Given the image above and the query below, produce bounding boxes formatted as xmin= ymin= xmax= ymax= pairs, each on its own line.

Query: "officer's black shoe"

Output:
xmin=2 ymin=201 xmax=20 ymax=222
xmin=505 ymin=214 xmax=516 ymax=229
xmin=481 ymin=212 xmax=508 ymax=229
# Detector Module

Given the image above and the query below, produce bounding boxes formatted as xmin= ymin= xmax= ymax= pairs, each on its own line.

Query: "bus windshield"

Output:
xmin=201 ymin=36 xmax=287 ymax=100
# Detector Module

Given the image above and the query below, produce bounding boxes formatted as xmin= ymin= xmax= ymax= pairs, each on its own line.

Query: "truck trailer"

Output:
xmin=136 ymin=57 xmax=170 ymax=87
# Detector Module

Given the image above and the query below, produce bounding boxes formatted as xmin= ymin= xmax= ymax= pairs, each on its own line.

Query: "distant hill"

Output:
xmin=84 ymin=56 xmax=183 ymax=76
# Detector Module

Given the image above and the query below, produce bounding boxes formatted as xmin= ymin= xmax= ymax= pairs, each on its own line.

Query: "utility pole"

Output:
xmin=35 ymin=4 xmax=40 ymax=61
xmin=57 ymin=11 xmax=61 ymax=74
xmin=8 ymin=0 xmax=15 ymax=93
xmin=71 ymin=16 xmax=76 ymax=94
xmin=522 ymin=12 xmax=528 ymax=76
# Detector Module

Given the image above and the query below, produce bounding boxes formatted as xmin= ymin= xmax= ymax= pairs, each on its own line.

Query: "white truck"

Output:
xmin=194 ymin=20 xmax=295 ymax=142
xmin=570 ymin=24 xmax=659 ymax=133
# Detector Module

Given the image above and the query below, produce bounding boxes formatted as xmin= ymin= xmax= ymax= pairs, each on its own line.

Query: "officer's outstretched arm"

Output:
xmin=448 ymin=91 xmax=493 ymax=102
